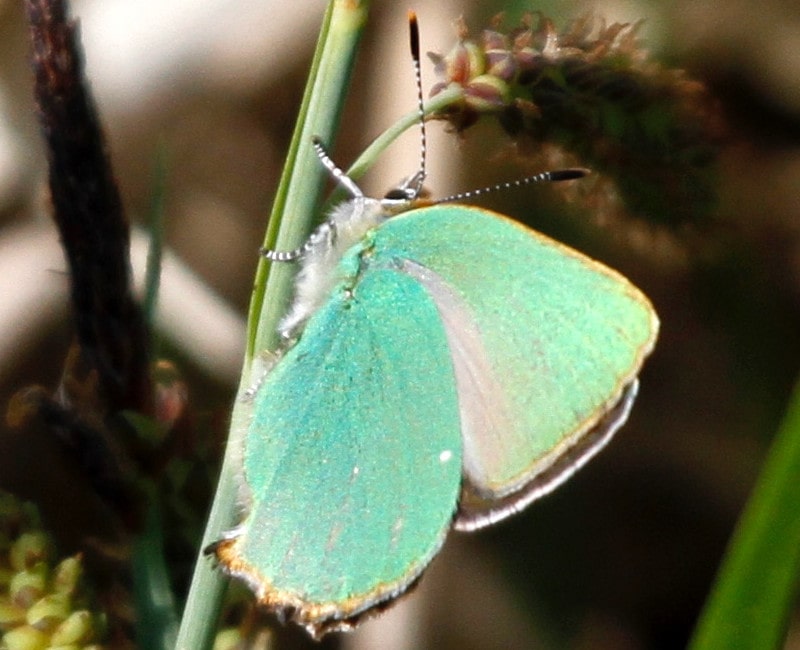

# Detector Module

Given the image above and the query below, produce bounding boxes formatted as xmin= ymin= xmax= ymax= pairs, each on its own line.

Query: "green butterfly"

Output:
xmin=211 ymin=14 xmax=658 ymax=639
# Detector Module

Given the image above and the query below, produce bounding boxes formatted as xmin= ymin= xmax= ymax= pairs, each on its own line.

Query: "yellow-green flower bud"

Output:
xmin=52 ymin=558 xmax=81 ymax=597
xmin=26 ymin=594 xmax=70 ymax=632
xmin=10 ymin=534 xmax=51 ymax=573
xmin=464 ymin=74 xmax=510 ymax=112
xmin=213 ymin=628 xmax=244 ymax=650
xmin=2 ymin=625 xmax=49 ymax=650
xmin=50 ymin=610 xmax=95 ymax=645
xmin=9 ymin=565 xmax=47 ymax=609
xmin=0 ymin=599 xmax=26 ymax=630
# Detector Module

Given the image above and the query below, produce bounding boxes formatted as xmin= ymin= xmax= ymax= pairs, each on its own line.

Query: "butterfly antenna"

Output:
xmin=262 ymin=137 xmax=365 ymax=262
xmin=436 ymin=168 xmax=590 ymax=205
xmin=408 ymin=11 xmax=427 ymax=198
xmin=311 ymin=136 xmax=365 ymax=199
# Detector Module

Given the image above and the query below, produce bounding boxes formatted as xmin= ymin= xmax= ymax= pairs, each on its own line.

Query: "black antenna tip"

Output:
xmin=408 ymin=11 xmax=420 ymax=60
xmin=548 ymin=168 xmax=591 ymax=182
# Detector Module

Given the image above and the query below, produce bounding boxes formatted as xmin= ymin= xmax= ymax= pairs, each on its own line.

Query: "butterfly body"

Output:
xmin=276 ymin=196 xmax=388 ymax=338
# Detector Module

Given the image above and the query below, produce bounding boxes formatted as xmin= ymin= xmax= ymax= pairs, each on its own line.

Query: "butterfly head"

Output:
xmin=381 ymin=171 xmax=432 ymax=214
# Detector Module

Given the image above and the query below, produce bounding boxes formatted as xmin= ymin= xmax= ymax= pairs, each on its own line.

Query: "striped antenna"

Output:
xmin=436 ymin=168 xmax=590 ymax=205
xmin=262 ymin=137 xmax=366 ymax=262
xmin=408 ymin=11 xmax=427 ymax=199
xmin=310 ymin=137 xmax=365 ymax=200
xmin=260 ymin=224 xmax=328 ymax=262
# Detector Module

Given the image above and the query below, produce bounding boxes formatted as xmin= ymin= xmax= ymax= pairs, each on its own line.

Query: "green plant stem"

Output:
xmin=174 ymin=3 xmax=369 ymax=648
xmin=248 ymin=2 xmax=369 ymax=362
xmin=133 ymin=494 xmax=179 ymax=650
xmin=143 ymin=143 xmax=168 ymax=335
xmin=344 ymin=85 xmax=462 ymax=182
xmin=689 ymin=379 xmax=800 ymax=650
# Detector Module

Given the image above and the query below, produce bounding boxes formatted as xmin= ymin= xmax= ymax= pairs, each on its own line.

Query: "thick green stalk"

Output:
xmin=174 ymin=3 xmax=369 ymax=648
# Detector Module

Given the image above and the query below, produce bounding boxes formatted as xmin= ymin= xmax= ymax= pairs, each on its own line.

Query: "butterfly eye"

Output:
xmin=382 ymin=187 xmax=416 ymax=202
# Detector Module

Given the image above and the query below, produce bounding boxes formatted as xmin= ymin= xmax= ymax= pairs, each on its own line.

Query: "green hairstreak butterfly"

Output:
xmin=210 ymin=12 xmax=658 ymax=638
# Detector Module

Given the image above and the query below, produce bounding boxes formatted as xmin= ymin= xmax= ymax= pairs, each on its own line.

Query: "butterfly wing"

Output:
xmin=366 ymin=205 xmax=659 ymax=530
xmin=214 ymin=264 xmax=463 ymax=636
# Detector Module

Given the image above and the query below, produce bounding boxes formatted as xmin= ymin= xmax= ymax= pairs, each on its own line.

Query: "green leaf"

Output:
xmin=690 ymin=380 xmax=800 ymax=650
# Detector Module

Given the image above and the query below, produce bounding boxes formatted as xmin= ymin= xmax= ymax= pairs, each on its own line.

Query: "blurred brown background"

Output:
xmin=1 ymin=0 xmax=799 ymax=648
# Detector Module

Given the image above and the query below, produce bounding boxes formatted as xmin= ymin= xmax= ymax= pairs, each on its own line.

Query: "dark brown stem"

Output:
xmin=26 ymin=0 xmax=151 ymax=416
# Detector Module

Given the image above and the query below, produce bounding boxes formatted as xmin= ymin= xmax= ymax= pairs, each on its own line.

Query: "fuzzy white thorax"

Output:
xmin=278 ymin=196 xmax=390 ymax=338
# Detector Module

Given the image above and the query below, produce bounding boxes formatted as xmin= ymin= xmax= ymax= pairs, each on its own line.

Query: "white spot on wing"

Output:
xmin=399 ymin=259 xmax=515 ymax=491
xmin=439 ymin=449 xmax=453 ymax=463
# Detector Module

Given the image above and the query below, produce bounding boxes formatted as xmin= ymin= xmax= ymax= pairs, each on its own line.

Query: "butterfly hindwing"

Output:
xmin=216 ymin=261 xmax=463 ymax=634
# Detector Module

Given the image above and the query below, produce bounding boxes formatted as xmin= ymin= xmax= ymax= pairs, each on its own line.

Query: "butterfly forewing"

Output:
xmin=365 ymin=205 xmax=659 ymax=525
